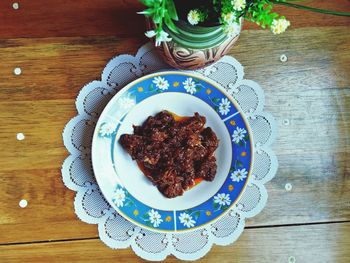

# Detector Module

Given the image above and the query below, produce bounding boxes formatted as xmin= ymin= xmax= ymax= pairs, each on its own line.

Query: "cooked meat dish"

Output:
xmin=119 ymin=111 xmax=219 ymax=198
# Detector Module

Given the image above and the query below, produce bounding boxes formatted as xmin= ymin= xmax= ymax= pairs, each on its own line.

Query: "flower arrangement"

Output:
xmin=139 ymin=0 xmax=350 ymax=46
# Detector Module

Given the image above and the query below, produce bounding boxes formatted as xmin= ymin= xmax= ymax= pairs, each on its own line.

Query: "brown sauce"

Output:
xmin=170 ymin=111 xmax=190 ymax=122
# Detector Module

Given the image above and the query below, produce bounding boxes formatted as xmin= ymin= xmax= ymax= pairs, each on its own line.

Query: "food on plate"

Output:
xmin=119 ymin=110 xmax=219 ymax=198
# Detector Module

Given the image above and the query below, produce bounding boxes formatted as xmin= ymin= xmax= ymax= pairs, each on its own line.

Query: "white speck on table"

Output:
xmin=19 ymin=199 xmax=28 ymax=208
xmin=14 ymin=67 xmax=22 ymax=75
xmin=17 ymin=133 xmax=25 ymax=140
xmin=12 ymin=2 xmax=19 ymax=10
xmin=285 ymin=183 xmax=293 ymax=191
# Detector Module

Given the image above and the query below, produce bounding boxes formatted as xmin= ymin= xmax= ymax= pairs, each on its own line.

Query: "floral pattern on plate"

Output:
xmin=112 ymin=184 xmax=173 ymax=230
xmin=98 ymin=122 xmax=116 ymax=138
xmin=153 ymin=76 xmax=169 ymax=91
xmin=178 ymin=212 xmax=196 ymax=228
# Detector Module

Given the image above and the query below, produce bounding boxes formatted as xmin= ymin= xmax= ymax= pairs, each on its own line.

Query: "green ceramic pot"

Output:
xmin=147 ymin=19 xmax=242 ymax=70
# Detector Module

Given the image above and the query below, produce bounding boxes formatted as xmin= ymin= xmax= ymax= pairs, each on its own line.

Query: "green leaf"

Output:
xmin=153 ymin=12 xmax=161 ymax=24
xmin=213 ymin=202 xmax=219 ymax=209
xmin=124 ymin=200 xmax=133 ymax=207
xmin=142 ymin=212 xmax=149 ymax=220
xmin=236 ymin=160 xmax=244 ymax=167
xmin=238 ymin=140 xmax=244 ymax=146
xmin=195 ymin=86 xmax=202 ymax=92
xmin=230 ymin=167 xmax=235 ymax=172
xmin=194 ymin=211 xmax=201 ymax=220
xmin=149 ymin=84 xmax=155 ymax=91
xmin=211 ymin=98 xmax=220 ymax=103
xmin=166 ymin=0 xmax=178 ymax=20
xmin=164 ymin=12 xmax=179 ymax=33
xmin=214 ymin=106 xmax=219 ymax=111
xmin=139 ymin=0 xmax=155 ymax=8
xmin=243 ymin=135 xmax=249 ymax=141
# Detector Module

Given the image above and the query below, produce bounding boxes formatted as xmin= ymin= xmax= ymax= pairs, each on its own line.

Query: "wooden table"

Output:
xmin=0 ymin=0 xmax=349 ymax=262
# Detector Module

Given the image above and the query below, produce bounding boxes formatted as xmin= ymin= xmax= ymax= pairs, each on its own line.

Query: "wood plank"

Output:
xmin=0 ymin=0 xmax=144 ymax=38
xmin=0 ymin=27 xmax=349 ymax=102
xmin=0 ymin=0 xmax=348 ymax=254
xmin=0 ymin=100 xmax=74 ymax=171
xmin=0 ymin=37 xmax=144 ymax=101
xmin=0 ymin=26 xmax=349 ymax=243
xmin=0 ymin=0 xmax=349 ymax=38
xmin=1 ymin=223 xmax=349 ymax=262
xmin=0 ymin=168 xmax=98 ymax=243
xmin=233 ymin=28 xmax=350 ymax=90
xmin=0 ymin=151 xmax=349 ymax=243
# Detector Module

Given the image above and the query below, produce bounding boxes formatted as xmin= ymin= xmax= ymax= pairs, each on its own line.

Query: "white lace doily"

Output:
xmin=62 ymin=43 xmax=278 ymax=261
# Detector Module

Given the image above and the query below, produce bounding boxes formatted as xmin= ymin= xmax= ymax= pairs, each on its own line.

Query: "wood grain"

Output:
xmin=0 ymin=27 xmax=349 ymax=244
xmin=1 ymin=27 xmax=349 ymax=101
xmin=0 ymin=37 xmax=144 ymax=101
xmin=1 ymin=223 xmax=350 ymax=262
xmin=0 ymin=0 xmax=349 ymax=38
xmin=0 ymin=0 xmax=144 ymax=38
xmin=0 ymin=0 xmax=349 ymax=260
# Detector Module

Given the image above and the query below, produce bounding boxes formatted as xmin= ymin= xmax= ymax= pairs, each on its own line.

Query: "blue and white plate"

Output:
xmin=92 ymin=71 xmax=253 ymax=233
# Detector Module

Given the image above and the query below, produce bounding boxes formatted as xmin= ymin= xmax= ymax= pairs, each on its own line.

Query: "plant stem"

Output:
xmin=155 ymin=0 xmax=166 ymax=34
xmin=273 ymin=1 xmax=350 ymax=17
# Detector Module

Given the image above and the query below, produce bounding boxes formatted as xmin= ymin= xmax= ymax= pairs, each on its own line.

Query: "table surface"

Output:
xmin=0 ymin=0 xmax=349 ymax=262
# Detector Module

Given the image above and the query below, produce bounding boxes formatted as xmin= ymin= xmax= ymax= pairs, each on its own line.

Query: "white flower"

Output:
xmin=224 ymin=22 xmax=241 ymax=38
xmin=214 ymin=193 xmax=231 ymax=206
xmin=231 ymin=126 xmax=247 ymax=143
xmin=145 ymin=30 xmax=156 ymax=38
xmin=231 ymin=0 xmax=246 ymax=11
xmin=145 ymin=30 xmax=172 ymax=47
xmin=187 ymin=9 xmax=200 ymax=25
xmin=148 ymin=209 xmax=163 ymax=228
xmin=155 ymin=30 xmax=172 ymax=46
xmin=183 ymin=77 xmax=197 ymax=94
xmin=99 ymin=122 xmax=115 ymax=137
xmin=231 ymin=168 xmax=248 ymax=182
xmin=113 ymin=188 xmax=126 ymax=207
xmin=156 ymin=31 xmax=172 ymax=47
xmin=179 ymin=212 xmax=196 ymax=228
xmin=218 ymin=98 xmax=231 ymax=115
xmin=119 ymin=97 xmax=136 ymax=110
xmin=222 ymin=12 xmax=235 ymax=23
xmin=153 ymin=76 xmax=169 ymax=90
xmin=271 ymin=18 xmax=290 ymax=35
